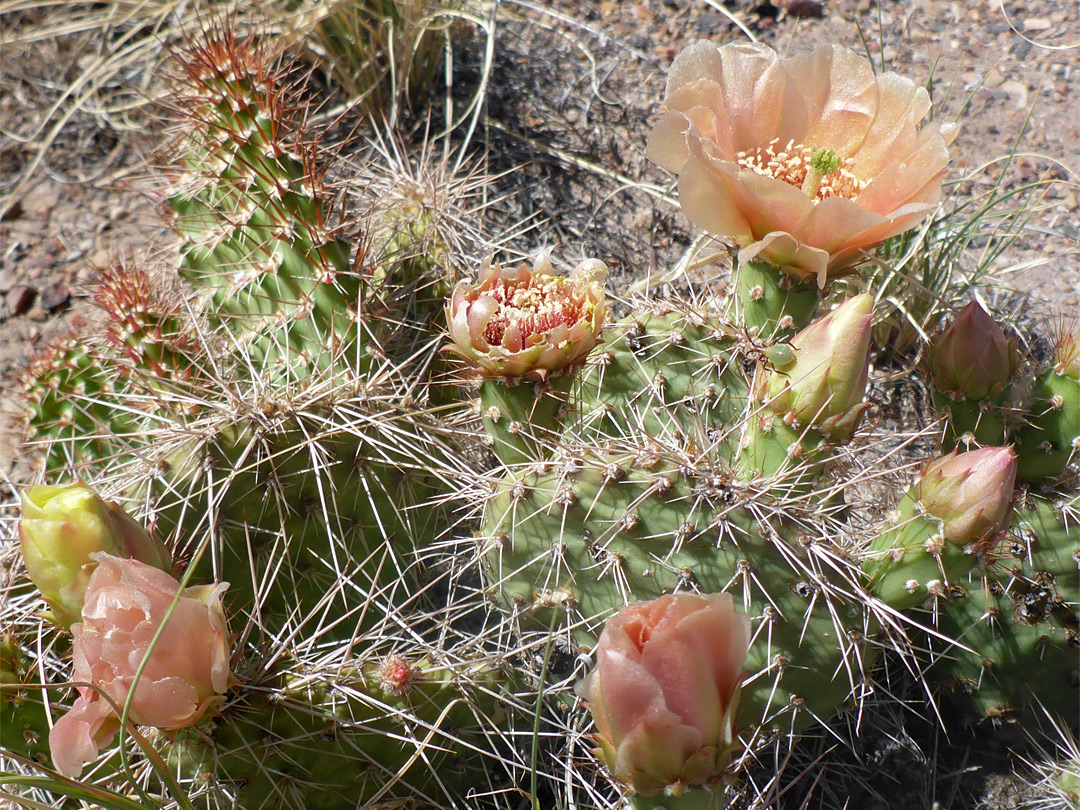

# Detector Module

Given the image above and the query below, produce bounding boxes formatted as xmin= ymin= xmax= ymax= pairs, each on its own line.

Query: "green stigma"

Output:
xmin=801 ymin=147 xmax=844 ymax=199
xmin=810 ymin=148 xmax=843 ymax=175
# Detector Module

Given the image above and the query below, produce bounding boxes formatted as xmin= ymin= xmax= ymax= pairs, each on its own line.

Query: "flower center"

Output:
xmin=482 ymin=275 xmax=588 ymax=346
xmin=736 ymin=139 xmax=866 ymax=202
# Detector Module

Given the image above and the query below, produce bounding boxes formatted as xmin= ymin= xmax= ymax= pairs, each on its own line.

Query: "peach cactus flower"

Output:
xmin=49 ymin=553 xmax=232 ymax=778
xmin=648 ymin=42 xmax=959 ymax=287
xmin=577 ymin=592 xmax=750 ymax=796
xmin=446 ymin=252 xmax=607 ymax=382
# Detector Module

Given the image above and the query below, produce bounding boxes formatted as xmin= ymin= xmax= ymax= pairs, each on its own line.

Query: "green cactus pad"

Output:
xmin=1016 ymin=369 xmax=1080 ymax=481
xmin=925 ymin=492 xmax=1078 ymax=721
xmin=171 ymin=653 xmax=505 ymax=810
xmin=481 ymin=451 xmax=870 ymax=733
xmin=124 ymin=403 xmax=455 ymax=641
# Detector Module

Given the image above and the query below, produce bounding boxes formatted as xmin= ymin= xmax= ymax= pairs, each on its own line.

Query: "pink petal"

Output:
xmin=587 ymin=647 xmax=669 ymax=743
xmin=777 ymin=46 xmax=878 ymax=158
xmin=665 ymin=40 xmax=726 ymax=96
xmin=663 ymin=80 xmax=738 ymax=161
xmin=671 ymin=596 xmax=751 ymax=705
xmin=855 ymin=125 xmax=950 ymax=215
xmin=49 ymin=695 xmax=120 ymax=779
xmin=465 ymin=295 xmax=498 ymax=349
xmin=639 ymin=629 xmax=723 ymax=741
xmin=716 ymin=42 xmax=786 ymax=153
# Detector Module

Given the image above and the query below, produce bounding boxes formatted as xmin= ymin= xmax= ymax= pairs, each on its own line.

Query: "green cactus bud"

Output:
xmin=18 ymin=484 xmax=172 ymax=628
xmin=763 ymin=294 xmax=872 ymax=438
xmin=927 ymin=301 xmax=1014 ymax=401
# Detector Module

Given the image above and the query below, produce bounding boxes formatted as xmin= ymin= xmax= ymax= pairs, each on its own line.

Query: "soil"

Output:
xmin=0 ymin=0 xmax=1077 ymax=807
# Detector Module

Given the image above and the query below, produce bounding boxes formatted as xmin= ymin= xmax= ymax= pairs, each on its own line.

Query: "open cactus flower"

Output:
xmin=648 ymin=41 xmax=958 ymax=287
xmin=576 ymin=593 xmax=750 ymax=801
xmin=446 ymin=252 xmax=607 ymax=382
xmin=48 ymin=554 xmax=233 ymax=779
xmin=18 ymin=484 xmax=172 ymax=628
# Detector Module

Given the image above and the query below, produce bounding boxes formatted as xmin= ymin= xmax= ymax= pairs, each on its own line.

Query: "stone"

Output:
xmin=6 ymin=284 xmax=36 ymax=316
xmin=39 ymin=282 xmax=71 ymax=313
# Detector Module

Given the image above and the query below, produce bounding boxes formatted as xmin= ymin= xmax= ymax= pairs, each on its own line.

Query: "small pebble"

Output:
xmin=6 ymin=284 xmax=36 ymax=316
xmin=39 ymin=282 xmax=70 ymax=313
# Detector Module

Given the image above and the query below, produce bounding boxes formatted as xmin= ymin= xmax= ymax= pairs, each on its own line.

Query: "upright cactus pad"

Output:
xmin=478 ymin=300 xmax=874 ymax=733
xmin=925 ymin=492 xmax=1079 ymax=721
xmin=166 ymin=28 xmax=363 ymax=377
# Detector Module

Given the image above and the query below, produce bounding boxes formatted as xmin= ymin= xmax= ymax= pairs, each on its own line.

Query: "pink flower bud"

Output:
xmin=19 ymin=484 xmax=172 ymax=628
xmin=48 ymin=554 xmax=232 ymax=778
xmin=765 ymin=294 xmax=873 ymax=434
xmin=927 ymin=302 xmax=1014 ymax=400
xmin=911 ymin=446 xmax=1017 ymax=545
xmin=446 ymin=252 xmax=607 ymax=382
xmin=576 ymin=593 xmax=750 ymax=796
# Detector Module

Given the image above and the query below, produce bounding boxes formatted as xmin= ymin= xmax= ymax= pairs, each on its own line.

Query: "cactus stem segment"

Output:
xmin=733 ymin=259 xmax=819 ymax=341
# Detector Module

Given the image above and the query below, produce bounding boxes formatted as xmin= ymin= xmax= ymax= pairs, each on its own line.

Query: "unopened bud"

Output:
xmin=18 ymin=484 xmax=171 ymax=628
xmin=927 ymin=302 xmax=1014 ymax=400
xmin=911 ymin=446 xmax=1017 ymax=545
xmin=765 ymin=294 xmax=873 ymax=436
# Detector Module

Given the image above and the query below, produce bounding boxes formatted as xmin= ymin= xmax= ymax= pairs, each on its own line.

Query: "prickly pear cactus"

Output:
xmin=4 ymin=18 xmax=1080 ymax=810
xmin=171 ymin=649 xmax=506 ymax=809
xmin=473 ymin=295 xmax=874 ymax=735
xmin=926 ymin=492 xmax=1079 ymax=721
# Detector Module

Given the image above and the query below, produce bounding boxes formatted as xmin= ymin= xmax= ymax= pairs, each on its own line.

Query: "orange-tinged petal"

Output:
xmin=49 ymin=694 xmax=121 ymax=778
xmin=795 ymin=196 xmax=885 ymax=255
xmin=647 ymin=110 xmax=694 ymax=172
xmin=778 ymin=45 xmax=878 ymax=157
xmin=850 ymin=73 xmax=933 ymax=179
xmin=739 ymin=232 xmax=830 ymax=286
xmin=678 ymin=146 xmax=754 ymax=243
xmin=716 ymin=42 xmax=786 ymax=153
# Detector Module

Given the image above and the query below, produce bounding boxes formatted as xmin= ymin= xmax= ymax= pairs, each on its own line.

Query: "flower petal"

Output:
xmin=778 ymin=45 xmax=878 ymax=157
xmin=740 ymin=233 xmax=830 ymax=287
xmin=850 ymin=72 xmax=933 ymax=179
xmin=49 ymin=694 xmax=120 ymax=779
xmin=587 ymin=647 xmax=670 ymax=743
xmin=716 ymin=42 xmax=786 ymax=153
